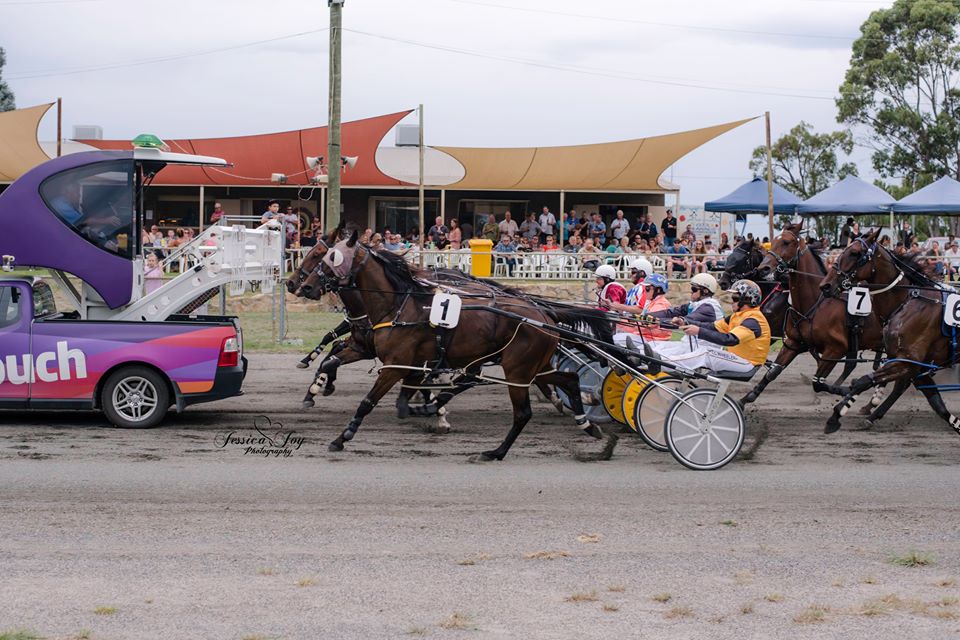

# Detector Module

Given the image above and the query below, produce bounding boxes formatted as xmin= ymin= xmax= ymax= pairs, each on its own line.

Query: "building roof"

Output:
xmin=0 ymin=103 xmax=54 ymax=181
xmin=78 ymin=110 xmax=414 ymax=187
xmin=433 ymin=117 xmax=755 ymax=191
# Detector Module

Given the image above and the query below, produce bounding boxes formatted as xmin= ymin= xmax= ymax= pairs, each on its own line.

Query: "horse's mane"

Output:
xmin=366 ymin=246 xmax=432 ymax=294
xmin=893 ymin=248 xmax=941 ymax=285
xmin=807 ymin=243 xmax=827 ymax=274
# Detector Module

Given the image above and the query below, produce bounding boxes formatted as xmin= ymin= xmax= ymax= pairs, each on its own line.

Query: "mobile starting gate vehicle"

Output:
xmin=0 ymin=139 xmax=282 ymax=426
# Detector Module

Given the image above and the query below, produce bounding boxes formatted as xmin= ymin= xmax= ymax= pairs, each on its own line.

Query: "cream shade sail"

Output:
xmin=434 ymin=117 xmax=756 ymax=191
xmin=0 ymin=103 xmax=53 ymax=182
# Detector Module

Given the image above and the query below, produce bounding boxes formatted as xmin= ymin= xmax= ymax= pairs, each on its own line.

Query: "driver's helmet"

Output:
xmin=728 ymin=279 xmax=762 ymax=307
xmin=690 ymin=273 xmax=719 ymax=295
xmin=643 ymin=273 xmax=669 ymax=293
xmin=629 ymin=257 xmax=654 ymax=277
xmin=594 ymin=264 xmax=617 ymax=280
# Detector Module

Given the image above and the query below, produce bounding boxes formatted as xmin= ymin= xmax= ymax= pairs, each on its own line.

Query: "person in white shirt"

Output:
xmin=610 ymin=209 xmax=630 ymax=243
xmin=538 ymin=206 xmax=556 ymax=244
xmin=945 ymin=241 xmax=960 ymax=281
xmin=498 ymin=211 xmax=519 ymax=238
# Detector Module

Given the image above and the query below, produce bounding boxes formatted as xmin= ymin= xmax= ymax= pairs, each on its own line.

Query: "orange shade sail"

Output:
xmin=0 ymin=103 xmax=54 ymax=182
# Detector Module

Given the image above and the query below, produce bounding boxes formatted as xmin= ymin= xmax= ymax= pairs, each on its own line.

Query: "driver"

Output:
xmin=650 ymin=279 xmax=771 ymax=376
xmin=593 ymin=264 xmax=626 ymax=307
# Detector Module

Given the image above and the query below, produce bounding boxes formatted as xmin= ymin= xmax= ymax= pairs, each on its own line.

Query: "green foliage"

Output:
xmin=0 ymin=47 xmax=14 ymax=112
xmin=749 ymin=121 xmax=859 ymax=239
xmin=837 ymin=0 xmax=960 ymax=188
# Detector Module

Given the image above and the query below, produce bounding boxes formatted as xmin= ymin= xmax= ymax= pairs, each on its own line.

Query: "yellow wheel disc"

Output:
xmin=621 ymin=373 xmax=670 ymax=432
xmin=601 ymin=370 xmax=633 ymax=425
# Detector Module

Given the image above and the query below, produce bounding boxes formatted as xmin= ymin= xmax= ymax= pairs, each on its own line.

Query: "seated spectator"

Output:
xmin=517 ymin=237 xmax=533 ymax=253
xmin=494 ymin=233 xmax=518 ymax=275
xmin=383 ymin=233 xmax=405 ymax=251
xmin=370 ymin=233 xmax=384 ymax=250
xmin=667 ymin=238 xmax=690 ymax=276
xmin=945 ymin=241 xmax=960 ymax=281
xmin=688 ymin=239 xmax=709 ymax=276
xmin=681 ymin=224 xmax=696 ymax=244
xmin=563 ymin=235 xmax=581 ymax=253
xmin=580 ymin=238 xmax=602 ymax=271
xmin=435 ymin=231 xmax=450 ymax=251
xmin=543 ymin=235 xmax=560 ymax=251
xmin=529 ymin=235 xmax=541 ymax=252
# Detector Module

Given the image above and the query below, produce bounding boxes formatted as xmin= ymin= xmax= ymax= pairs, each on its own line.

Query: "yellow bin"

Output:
xmin=468 ymin=238 xmax=494 ymax=277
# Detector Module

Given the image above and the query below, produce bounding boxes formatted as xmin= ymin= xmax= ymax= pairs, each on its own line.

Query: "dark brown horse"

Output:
xmin=747 ymin=224 xmax=885 ymax=406
xmin=820 ymin=233 xmax=960 ymax=434
xmin=720 ymin=237 xmax=789 ymax=340
xmin=298 ymin=230 xmax=609 ymax=460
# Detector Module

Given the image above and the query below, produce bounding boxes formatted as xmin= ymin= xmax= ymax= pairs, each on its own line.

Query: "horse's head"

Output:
xmin=819 ymin=227 xmax=883 ymax=296
xmin=299 ymin=229 xmax=363 ymax=299
xmin=757 ymin=224 xmax=804 ymax=281
xmin=286 ymin=223 xmax=344 ymax=295
xmin=719 ymin=238 xmax=760 ymax=289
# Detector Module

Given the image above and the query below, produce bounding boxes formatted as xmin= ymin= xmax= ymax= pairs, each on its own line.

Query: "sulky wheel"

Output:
xmin=576 ymin=362 xmax=612 ymax=424
xmin=600 ymin=369 xmax=632 ymax=425
xmin=631 ymin=375 xmax=685 ymax=452
xmin=552 ymin=356 xmax=580 ymax=411
xmin=664 ymin=388 xmax=744 ymax=471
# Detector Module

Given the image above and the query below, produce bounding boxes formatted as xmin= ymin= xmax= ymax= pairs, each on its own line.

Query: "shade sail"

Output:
xmin=796 ymin=175 xmax=895 ymax=215
xmin=0 ymin=103 xmax=54 ymax=182
xmin=891 ymin=176 xmax=960 ymax=214
xmin=78 ymin=110 xmax=413 ymax=187
xmin=704 ymin=177 xmax=802 ymax=214
xmin=433 ymin=117 xmax=756 ymax=191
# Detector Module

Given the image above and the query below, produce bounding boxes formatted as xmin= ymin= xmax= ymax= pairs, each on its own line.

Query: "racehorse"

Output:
xmin=819 ymin=231 xmax=960 ymax=435
xmin=298 ymin=229 xmax=610 ymax=460
xmin=747 ymin=224 xmax=885 ymax=406
xmin=719 ymin=237 xmax=789 ymax=340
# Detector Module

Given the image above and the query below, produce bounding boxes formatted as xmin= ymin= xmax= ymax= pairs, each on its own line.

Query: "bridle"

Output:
xmin=829 ymin=237 xmax=877 ymax=293
xmin=311 ymin=239 xmax=371 ymax=294
xmin=765 ymin=228 xmax=807 ymax=276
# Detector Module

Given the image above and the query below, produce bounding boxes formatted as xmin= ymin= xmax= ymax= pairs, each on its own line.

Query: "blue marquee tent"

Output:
xmin=796 ymin=175 xmax=895 ymax=216
xmin=891 ymin=176 xmax=960 ymax=214
xmin=704 ymin=177 xmax=803 ymax=214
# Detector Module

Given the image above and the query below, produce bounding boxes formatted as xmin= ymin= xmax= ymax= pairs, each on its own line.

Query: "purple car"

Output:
xmin=0 ymin=144 xmax=247 ymax=427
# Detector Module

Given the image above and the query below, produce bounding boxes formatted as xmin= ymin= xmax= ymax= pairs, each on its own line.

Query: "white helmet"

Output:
xmin=594 ymin=264 xmax=617 ymax=280
xmin=629 ymin=257 xmax=654 ymax=277
xmin=690 ymin=273 xmax=719 ymax=295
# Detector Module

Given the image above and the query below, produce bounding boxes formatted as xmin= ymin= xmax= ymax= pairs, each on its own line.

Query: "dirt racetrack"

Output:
xmin=1 ymin=353 xmax=959 ymax=639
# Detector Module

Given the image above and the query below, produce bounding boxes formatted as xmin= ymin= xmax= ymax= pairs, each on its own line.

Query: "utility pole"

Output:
xmin=764 ymin=111 xmax=775 ymax=241
xmin=418 ymin=103 xmax=425 ymax=266
xmin=326 ymin=0 xmax=345 ymax=230
xmin=56 ymin=97 xmax=62 ymax=157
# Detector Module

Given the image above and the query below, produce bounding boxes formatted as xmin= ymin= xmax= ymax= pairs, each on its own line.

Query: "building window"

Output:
xmin=458 ymin=200 xmax=529 ymax=234
xmin=373 ymin=198 xmax=438 ymax=238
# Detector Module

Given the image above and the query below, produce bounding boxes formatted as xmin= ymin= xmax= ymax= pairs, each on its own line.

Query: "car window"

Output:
xmin=39 ymin=160 xmax=135 ymax=259
xmin=0 ymin=286 xmax=22 ymax=328
xmin=32 ymin=281 xmax=58 ymax=318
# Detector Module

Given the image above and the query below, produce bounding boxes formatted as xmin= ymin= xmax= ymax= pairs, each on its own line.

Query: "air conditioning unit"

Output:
xmin=395 ymin=124 xmax=420 ymax=147
xmin=73 ymin=125 xmax=103 ymax=140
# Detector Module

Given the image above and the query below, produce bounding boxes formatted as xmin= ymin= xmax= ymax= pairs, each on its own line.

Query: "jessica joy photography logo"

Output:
xmin=215 ymin=416 xmax=306 ymax=458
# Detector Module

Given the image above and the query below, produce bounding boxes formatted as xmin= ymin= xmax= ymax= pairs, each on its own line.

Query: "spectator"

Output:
xmin=448 ymin=218 xmax=462 ymax=250
xmin=210 ymin=202 xmax=226 ymax=224
xmin=564 ymin=210 xmax=578 ymax=239
xmin=667 ymin=237 xmax=689 ymax=276
xmin=704 ymin=237 xmax=720 ymax=270
xmin=517 ymin=236 xmax=532 ymax=253
xmin=688 ymin=239 xmax=708 ymax=276
xmin=661 ymin=209 xmax=678 ymax=245
xmin=283 ymin=206 xmax=299 ymax=242
xmin=300 ymin=228 xmax=317 ymax=248
xmin=879 ymin=234 xmax=891 ymax=248
xmin=140 ymin=227 xmax=152 ymax=248
xmin=427 ymin=216 xmax=447 ymax=245
xmin=839 ymin=217 xmax=855 ymax=248
xmin=681 ymin=224 xmax=696 ymax=244
xmin=538 ymin=206 xmax=556 ymax=244
xmin=529 ymin=235 xmax=541 ymax=252
xmin=563 ymin=234 xmax=581 ymax=253
xmin=606 ymin=236 xmax=626 ymax=257
xmin=260 ymin=200 xmax=281 ymax=224
xmin=435 ymin=231 xmax=450 ymax=251
xmin=383 ymin=233 xmax=404 ymax=251
xmin=202 ymin=231 xmax=218 ymax=248
xmin=580 ymin=238 xmax=602 ymax=271
xmin=481 ymin=215 xmax=500 ymax=242
xmin=849 ymin=221 xmax=862 ymax=245
xmin=587 ymin=213 xmax=607 ymax=247
xmin=543 ymin=235 xmax=559 ymax=251
xmin=499 ymin=211 xmax=519 ymax=238
xmin=144 ymin=252 xmax=164 ymax=294
xmin=929 ymin=240 xmax=945 ymax=277
xmin=164 ymin=229 xmax=177 ymax=248
xmin=761 ymin=236 xmax=772 ymax=251
xmin=946 ymin=241 xmax=960 ymax=281
xmin=519 ymin=212 xmax=541 ymax=241
xmin=408 ymin=226 xmax=421 ymax=244
xmin=718 ymin=233 xmax=731 ymax=253
xmin=610 ymin=209 xmax=630 ymax=244
xmin=638 ymin=213 xmax=658 ymax=244
xmin=149 ymin=225 xmax=162 ymax=245
xmin=494 ymin=233 xmax=518 ymax=275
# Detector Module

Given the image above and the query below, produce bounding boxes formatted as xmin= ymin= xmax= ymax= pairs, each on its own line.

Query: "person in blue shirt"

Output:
xmin=587 ymin=213 xmax=607 ymax=247
xmin=494 ymin=233 xmax=518 ymax=275
xmin=668 ymin=238 xmax=690 ymax=275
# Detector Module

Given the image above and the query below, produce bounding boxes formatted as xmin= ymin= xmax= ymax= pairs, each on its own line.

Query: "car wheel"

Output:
xmin=101 ymin=366 xmax=170 ymax=429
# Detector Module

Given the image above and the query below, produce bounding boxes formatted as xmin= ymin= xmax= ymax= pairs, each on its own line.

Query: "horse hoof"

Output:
xmin=824 ymin=417 xmax=842 ymax=434
xmin=853 ymin=419 xmax=875 ymax=431
xmin=551 ymin=395 xmax=565 ymax=414
xmin=328 ymin=441 xmax=344 ymax=452
xmin=396 ymin=407 xmax=410 ymax=419
xmin=296 ymin=362 xmax=309 ymax=369
xmin=322 ymin=385 xmax=336 ymax=397
xmin=468 ymin=450 xmax=502 ymax=463
xmin=583 ymin=424 xmax=604 ymax=440
xmin=302 ymin=399 xmax=315 ymax=409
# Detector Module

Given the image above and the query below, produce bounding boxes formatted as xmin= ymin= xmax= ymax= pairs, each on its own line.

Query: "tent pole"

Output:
xmin=56 ymin=97 xmax=62 ymax=158
xmin=765 ymin=111 xmax=775 ymax=241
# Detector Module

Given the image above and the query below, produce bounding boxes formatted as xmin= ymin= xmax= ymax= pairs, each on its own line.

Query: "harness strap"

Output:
xmin=372 ymin=321 xmax=393 ymax=330
xmin=869 ymin=271 xmax=904 ymax=296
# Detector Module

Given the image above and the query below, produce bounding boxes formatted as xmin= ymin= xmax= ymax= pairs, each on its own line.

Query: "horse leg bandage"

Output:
xmin=950 ymin=415 xmax=960 ymax=435
xmin=838 ymin=395 xmax=859 ymax=417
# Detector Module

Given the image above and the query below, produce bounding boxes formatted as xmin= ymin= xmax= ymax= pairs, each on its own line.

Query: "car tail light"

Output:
xmin=218 ymin=336 xmax=240 ymax=367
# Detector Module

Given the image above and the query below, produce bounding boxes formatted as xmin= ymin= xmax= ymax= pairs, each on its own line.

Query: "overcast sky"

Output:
xmin=1 ymin=0 xmax=890 ymax=207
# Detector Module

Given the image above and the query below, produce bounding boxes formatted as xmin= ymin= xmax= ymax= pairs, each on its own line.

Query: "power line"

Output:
xmin=343 ymin=28 xmax=836 ymax=101
xmin=8 ymin=27 xmax=328 ymax=79
xmin=445 ymin=0 xmax=857 ymax=41
xmin=0 ymin=0 xmax=101 ymax=4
